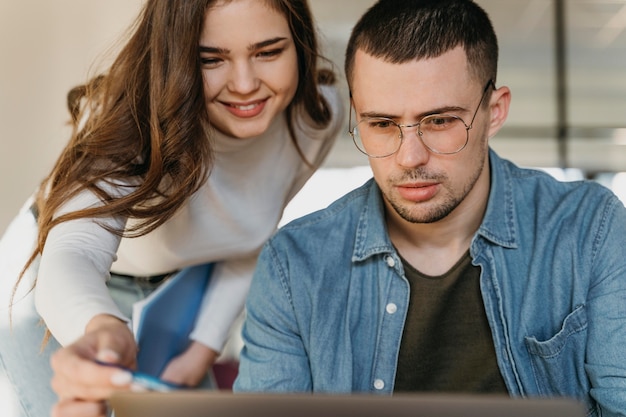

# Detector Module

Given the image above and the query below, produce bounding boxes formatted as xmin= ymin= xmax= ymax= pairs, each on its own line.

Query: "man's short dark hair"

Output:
xmin=345 ymin=0 xmax=498 ymax=89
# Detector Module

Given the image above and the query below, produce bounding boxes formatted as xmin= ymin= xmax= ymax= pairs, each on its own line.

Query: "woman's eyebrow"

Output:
xmin=198 ymin=37 xmax=288 ymax=55
xmin=199 ymin=45 xmax=228 ymax=54
xmin=248 ymin=37 xmax=288 ymax=51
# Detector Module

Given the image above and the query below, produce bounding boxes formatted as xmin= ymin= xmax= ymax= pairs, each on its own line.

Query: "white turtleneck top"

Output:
xmin=35 ymin=84 xmax=343 ymax=350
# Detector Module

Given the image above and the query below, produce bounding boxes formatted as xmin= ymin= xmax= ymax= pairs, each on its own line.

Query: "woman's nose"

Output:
xmin=228 ymin=60 xmax=260 ymax=95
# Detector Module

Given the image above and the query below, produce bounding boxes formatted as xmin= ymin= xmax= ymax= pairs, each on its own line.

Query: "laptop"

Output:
xmin=110 ymin=390 xmax=586 ymax=417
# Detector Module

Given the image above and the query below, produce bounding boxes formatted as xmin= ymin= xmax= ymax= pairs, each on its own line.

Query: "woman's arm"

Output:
xmin=35 ymin=190 xmax=128 ymax=346
xmin=189 ymin=255 xmax=257 ymax=353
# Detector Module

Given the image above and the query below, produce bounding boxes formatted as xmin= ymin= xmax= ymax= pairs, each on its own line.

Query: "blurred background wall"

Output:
xmin=1 ymin=0 xmax=626 ymax=235
xmin=0 ymin=0 xmax=144 ymax=234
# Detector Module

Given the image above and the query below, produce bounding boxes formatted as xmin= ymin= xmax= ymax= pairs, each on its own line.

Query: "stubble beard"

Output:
xmin=383 ymin=156 xmax=486 ymax=224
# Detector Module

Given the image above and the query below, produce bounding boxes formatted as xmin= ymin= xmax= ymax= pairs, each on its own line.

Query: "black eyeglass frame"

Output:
xmin=348 ymin=80 xmax=496 ymax=158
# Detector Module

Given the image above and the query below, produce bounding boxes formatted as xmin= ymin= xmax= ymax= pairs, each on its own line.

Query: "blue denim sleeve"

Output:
xmin=585 ymin=194 xmax=626 ymax=416
xmin=233 ymin=241 xmax=313 ymax=392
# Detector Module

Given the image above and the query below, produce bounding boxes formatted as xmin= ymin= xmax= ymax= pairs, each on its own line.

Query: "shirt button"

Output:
xmin=374 ymin=379 xmax=385 ymax=390
xmin=385 ymin=256 xmax=395 ymax=268
xmin=386 ymin=303 xmax=397 ymax=314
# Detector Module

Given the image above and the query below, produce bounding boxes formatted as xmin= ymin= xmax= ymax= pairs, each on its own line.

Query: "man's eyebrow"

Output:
xmin=360 ymin=106 xmax=468 ymax=120
xmin=198 ymin=37 xmax=288 ymax=55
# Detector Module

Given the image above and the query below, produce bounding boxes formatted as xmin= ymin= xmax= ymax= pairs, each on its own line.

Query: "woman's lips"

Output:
xmin=222 ymin=99 xmax=267 ymax=118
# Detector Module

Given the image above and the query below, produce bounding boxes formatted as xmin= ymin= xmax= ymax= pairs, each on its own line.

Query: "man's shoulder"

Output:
xmin=486 ymin=152 xmax=623 ymax=239
xmin=493 ymin=152 xmax=615 ymax=204
xmin=510 ymin=164 xmax=614 ymax=204
xmin=274 ymin=179 xmax=374 ymax=242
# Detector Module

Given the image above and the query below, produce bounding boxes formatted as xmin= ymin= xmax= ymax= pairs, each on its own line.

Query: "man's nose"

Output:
xmin=394 ymin=124 xmax=430 ymax=168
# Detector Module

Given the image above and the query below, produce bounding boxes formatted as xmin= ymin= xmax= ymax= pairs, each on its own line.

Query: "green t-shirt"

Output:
xmin=394 ymin=251 xmax=508 ymax=393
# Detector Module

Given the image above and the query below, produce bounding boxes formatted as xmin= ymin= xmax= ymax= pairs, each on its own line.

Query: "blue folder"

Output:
xmin=135 ymin=263 xmax=214 ymax=377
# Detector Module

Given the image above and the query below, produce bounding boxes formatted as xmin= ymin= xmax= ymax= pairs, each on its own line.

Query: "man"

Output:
xmin=234 ymin=0 xmax=626 ymax=415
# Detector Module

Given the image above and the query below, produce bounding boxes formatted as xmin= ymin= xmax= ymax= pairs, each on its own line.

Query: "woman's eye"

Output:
xmin=200 ymin=57 xmax=222 ymax=67
xmin=257 ymin=48 xmax=283 ymax=59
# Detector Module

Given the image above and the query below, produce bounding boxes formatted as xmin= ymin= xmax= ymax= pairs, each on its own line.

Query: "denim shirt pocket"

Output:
xmin=524 ymin=305 xmax=597 ymax=415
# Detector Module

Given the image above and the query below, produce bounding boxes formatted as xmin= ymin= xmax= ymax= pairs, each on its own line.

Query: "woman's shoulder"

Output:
xmin=294 ymin=83 xmax=344 ymax=139
xmin=318 ymin=83 xmax=342 ymax=109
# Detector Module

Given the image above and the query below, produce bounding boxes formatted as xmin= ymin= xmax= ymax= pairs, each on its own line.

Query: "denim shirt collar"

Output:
xmin=352 ymin=148 xmax=518 ymax=263
xmin=351 ymin=179 xmax=396 ymax=262
xmin=476 ymin=149 xmax=518 ymax=249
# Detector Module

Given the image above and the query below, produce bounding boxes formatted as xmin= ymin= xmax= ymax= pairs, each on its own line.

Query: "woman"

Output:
xmin=0 ymin=0 xmax=343 ymax=416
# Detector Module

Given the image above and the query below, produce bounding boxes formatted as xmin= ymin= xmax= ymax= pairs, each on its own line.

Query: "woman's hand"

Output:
xmin=160 ymin=341 xmax=218 ymax=387
xmin=50 ymin=314 xmax=137 ymax=417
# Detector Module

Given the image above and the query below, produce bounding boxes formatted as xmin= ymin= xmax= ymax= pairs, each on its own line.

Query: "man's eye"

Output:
xmin=368 ymin=119 xmax=395 ymax=129
xmin=422 ymin=115 xmax=458 ymax=130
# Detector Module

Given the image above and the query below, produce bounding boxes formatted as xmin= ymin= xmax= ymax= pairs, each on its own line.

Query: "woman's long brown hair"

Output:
xmin=12 ymin=0 xmax=335 ymax=329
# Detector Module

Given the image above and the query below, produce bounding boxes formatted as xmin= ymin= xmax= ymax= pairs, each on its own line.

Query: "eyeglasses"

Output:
xmin=349 ymin=80 xmax=495 ymax=158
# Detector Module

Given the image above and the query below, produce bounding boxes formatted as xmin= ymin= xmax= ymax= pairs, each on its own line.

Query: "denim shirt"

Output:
xmin=235 ymin=150 xmax=626 ymax=417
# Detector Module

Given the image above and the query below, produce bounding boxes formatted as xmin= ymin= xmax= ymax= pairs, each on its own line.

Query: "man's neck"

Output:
xmin=386 ymin=168 xmax=490 ymax=277
xmin=387 ymin=216 xmax=476 ymax=276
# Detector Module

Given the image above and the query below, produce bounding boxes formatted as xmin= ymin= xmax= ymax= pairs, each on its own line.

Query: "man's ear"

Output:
xmin=487 ymin=85 xmax=511 ymax=139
